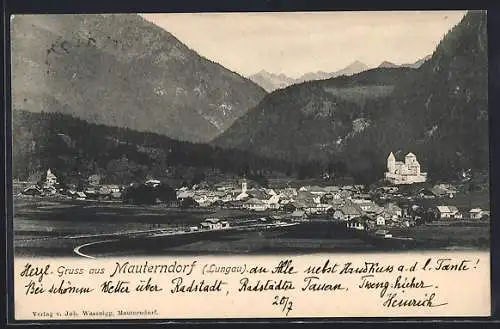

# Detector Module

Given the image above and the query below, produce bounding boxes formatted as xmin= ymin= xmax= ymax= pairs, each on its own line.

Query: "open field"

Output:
xmin=383 ymin=189 xmax=490 ymax=213
xmin=12 ymin=196 xmax=282 ymax=256
xmin=390 ymin=223 xmax=490 ymax=249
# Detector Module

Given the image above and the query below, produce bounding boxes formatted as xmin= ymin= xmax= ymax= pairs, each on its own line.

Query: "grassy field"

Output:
xmin=323 ymin=85 xmax=395 ymax=107
xmin=390 ymin=189 xmax=490 ymax=213
xmin=12 ymin=196 xmax=275 ymax=255
xmin=13 ymin=197 xmax=277 ymax=235
xmin=390 ymin=223 xmax=490 ymax=249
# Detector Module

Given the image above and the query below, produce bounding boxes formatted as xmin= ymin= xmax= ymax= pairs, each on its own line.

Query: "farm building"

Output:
xmin=435 ymin=206 xmax=462 ymax=219
xmin=199 ymin=218 xmax=230 ymax=230
xmin=333 ymin=205 xmax=362 ymax=221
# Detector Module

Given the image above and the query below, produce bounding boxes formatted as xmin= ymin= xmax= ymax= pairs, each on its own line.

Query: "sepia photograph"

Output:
xmin=11 ymin=10 xmax=489 ymax=260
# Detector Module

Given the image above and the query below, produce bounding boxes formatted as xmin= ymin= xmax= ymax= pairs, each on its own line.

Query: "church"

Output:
xmin=385 ymin=152 xmax=427 ymax=185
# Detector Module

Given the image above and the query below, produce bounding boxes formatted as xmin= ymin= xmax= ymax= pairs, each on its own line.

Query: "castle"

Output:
xmin=385 ymin=152 xmax=427 ymax=185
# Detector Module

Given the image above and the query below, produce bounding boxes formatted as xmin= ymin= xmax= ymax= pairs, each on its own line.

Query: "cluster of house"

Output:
xmin=433 ymin=206 xmax=490 ymax=220
xmin=20 ymin=169 xmax=123 ymax=201
xmin=19 ymin=169 xmax=489 ymax=229
xmin=176 ymin=178 xmax=365 ymax=213
xmin=344 ymin=203 xmax=490 ymax=231
xmin=21 ymin=169 xmax=60 ymax=196
xmin=175 ymin=178 xmax=491 ymax=230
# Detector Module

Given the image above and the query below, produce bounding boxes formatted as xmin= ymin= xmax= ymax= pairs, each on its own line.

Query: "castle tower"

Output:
xmin=405 ymin=152 xmax=417 ymax=165
xmin=387 ymin=152 xmax=396 ymax=173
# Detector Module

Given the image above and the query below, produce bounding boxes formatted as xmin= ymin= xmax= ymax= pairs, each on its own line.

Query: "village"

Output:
xmin=15 ymin=152 xmax=491 ymax=237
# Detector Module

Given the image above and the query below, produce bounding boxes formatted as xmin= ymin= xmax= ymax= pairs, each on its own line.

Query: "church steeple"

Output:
xmin=241 ymin=177 xmax=247 ymax=194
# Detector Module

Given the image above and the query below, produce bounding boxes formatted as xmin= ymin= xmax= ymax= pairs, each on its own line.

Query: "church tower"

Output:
xmin=45 ymin=168 xmax=58 ymax=187
xmin=387 ymin=152 xmax=396 ymax=173
xmin=241 ymin=178 xmax=247 ymax=194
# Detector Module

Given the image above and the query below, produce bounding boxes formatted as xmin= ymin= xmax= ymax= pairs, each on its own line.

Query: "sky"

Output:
xmin=141 ymin=11 xmax=466 ymax=78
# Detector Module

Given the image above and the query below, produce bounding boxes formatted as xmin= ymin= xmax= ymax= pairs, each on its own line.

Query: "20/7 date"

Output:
xmin=272 ymin=296 xmax=293 ymax=316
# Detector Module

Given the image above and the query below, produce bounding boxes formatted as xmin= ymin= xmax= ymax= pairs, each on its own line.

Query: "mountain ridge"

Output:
xmin=213 ymin=66 xmax=417 ymax=162
xmin=249 ymin=56 xmax=431 ymax=92
xmin=377 ymin=61 xmax=399 ymax=68
xmin=11 ymin=14 xmax=267 ymax=143
xmin=249 ymin=60 xmax=370 ymax=92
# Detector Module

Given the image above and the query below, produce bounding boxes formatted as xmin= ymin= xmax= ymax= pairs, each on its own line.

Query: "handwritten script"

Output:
xmin=14 ymin=254 xmax=487 ymax=319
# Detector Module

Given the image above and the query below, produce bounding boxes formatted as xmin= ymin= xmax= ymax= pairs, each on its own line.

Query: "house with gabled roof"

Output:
xmin=435 ymin=205 xmax=462 ymax=219
xmin=469 ymin=208 xmax=485 ymax=219
xmin=333 ymin=205 xmax=362 ymax=221
xmin=243 ymin=198 xmax=268 ymax=211
xmin=291 ymin=209 xmax=307 ymax=220
xmin=380 ymin=202 xmax=399 ymax=217
xmin=346 ymin=217 xmax=366 ymax=230
xmin=199 ymin=218 xmax=230 ymax=230
xmin=22 ymin=185 xmax=43 ymax=196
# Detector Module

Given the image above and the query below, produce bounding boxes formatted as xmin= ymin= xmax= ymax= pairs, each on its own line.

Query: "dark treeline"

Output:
xmin=12 ymin=110 xmax=349 ymax=186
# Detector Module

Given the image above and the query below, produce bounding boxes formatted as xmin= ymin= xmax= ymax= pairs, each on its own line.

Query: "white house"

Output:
xmin=221 ymin=193 xmax=237 ymax=203
xmin=177 ymin=190 xmax=194 ymax=200
xmin=75 ymin=191 xmax=87 ymax=200
xmin=193 ymin=194 xmax=209 ymax=206
xmin=100 ymin=185 xmax=120 ymax=194
xmin=265 ymin=194 xmax=281 ymax=210
xmin=145 ymin=179 xmax=161 ymax=187
xmin=305 ymin=203 xmax=331 ymax=215
xmin=382 ymin=203 xmax=403 ymax=221
xmin=352 ymin=200 xmax=378 ymax=213
xmin=244 ymin=198 xmax=268 ymax=211
xmin=469 ymin=208 xmax=484 ymax=219
xmin=376 ymin=216 xmax=386 ymax=226
xmin=199 ymin=218 xmax=230 ymax=230
xmin=346 ymin=218 xmax=366 ymax=231
xmin=332 ymin=192 xmax=342 ymax=200
xmin=436 ymin=206 xmax=461 ymax=219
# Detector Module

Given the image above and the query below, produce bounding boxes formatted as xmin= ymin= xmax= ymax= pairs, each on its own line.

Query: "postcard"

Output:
xmin=9 ymin=10 xmax=490 ymax=320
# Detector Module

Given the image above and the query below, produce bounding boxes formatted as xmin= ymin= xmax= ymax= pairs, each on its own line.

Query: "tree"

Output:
xmin=190 ymin=170 xmax=206 ymax=186
xmin=424 ymin=209 xmax=437 ymax=223
xmin=122 ymin=184 xmax=156 ymax=205
xmin=282 ymin=203 xmax=296 ymax=212
xmin=156 ymin=182 xmax=177 ymax=202
xmin=181 ymin=197 xmax=198 ymax=209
